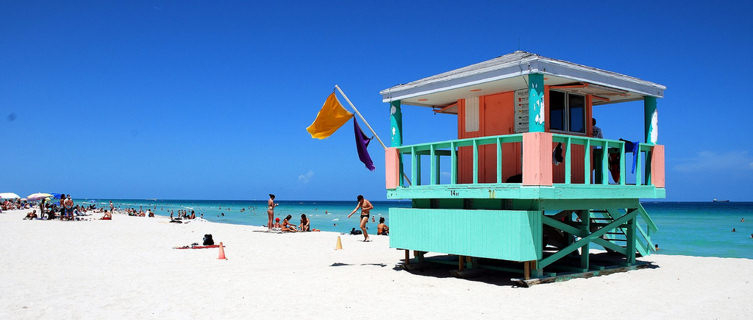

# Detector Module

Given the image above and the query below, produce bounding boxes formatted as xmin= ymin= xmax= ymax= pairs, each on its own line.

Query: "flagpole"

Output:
xmin=335 ymin=84 xmax=412 ymax=186
xmin=334 ymin=85 xmax=387 ymax=150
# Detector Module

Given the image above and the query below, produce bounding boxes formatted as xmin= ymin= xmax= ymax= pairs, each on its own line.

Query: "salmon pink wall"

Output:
xmin=457 ymin=91 xmax=521 ymax=184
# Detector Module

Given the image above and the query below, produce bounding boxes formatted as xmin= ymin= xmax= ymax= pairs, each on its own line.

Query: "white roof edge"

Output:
xmin=380 ymin=52 xmax=665 ymax=102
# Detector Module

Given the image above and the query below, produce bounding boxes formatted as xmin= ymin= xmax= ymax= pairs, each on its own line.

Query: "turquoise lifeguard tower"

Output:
xmin=381 ymin=51 xmax=665 ymax=285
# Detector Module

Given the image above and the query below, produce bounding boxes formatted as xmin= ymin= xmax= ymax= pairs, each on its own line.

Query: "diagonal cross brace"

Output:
xmin=542 ymin=216 xmax=627 ymax=255
xmin=538 ymin=209 xmax=637 ymax=269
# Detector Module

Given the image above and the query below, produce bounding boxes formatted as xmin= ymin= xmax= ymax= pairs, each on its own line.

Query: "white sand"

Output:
xmin=1 ymin=209 xmax=752 ymax=319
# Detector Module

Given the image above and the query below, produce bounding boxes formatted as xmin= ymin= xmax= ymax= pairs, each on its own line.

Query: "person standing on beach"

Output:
xmin=348 ymin=195 xmax=373 ymax=242
xmin=267 ymin=194 xmax=278 ymax=231
xmin=65 ymin=195 xmax=73 ymax=219
xmin=109 ymin=201 xmax=114 ymax=213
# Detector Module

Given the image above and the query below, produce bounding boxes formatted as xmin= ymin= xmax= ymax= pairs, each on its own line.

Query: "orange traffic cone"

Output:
xmin=218 ymin=242 xmax=227 ymax=260
xmin=335 ymin=236 xmax=343 ymax=250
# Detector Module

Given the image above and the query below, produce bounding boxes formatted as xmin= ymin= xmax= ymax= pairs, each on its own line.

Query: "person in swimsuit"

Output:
xmin=377 ymin=217 xmax=389 ymax=235
xmin=347 ymin=195 xmax=373 ymax=241
xmin=267 ymin=194 xmax=278 ymax=231
xmin=299 ymin=214 xmax=310 ymax=232
xmin=281 ymin=215 xmax=297 ymax=232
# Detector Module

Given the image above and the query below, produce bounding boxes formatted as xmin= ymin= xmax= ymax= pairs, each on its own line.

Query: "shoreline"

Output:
xmin=1 ymin=208 xmax=752 ymax=319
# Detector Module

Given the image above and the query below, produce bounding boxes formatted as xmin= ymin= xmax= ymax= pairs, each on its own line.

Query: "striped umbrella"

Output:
xmin=27 ymin=193 xmax=53 ymax=201
xmin=0 ymin=192 xmax=21 ymax=199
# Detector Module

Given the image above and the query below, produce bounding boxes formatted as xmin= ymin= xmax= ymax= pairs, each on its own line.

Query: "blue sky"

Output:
xmin=1 ymin=1 xmax=752 ymax=201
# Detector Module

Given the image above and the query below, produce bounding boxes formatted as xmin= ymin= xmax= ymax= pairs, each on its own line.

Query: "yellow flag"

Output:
xmin=306 ymin=93 xmax=354 ymax=139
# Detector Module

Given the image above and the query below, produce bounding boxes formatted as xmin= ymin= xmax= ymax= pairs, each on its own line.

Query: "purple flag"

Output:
xmin=353 ymin=119 xmax=375 ymax=171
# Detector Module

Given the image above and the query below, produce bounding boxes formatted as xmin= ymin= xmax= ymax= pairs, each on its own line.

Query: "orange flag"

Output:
xmin=306 ymin=93 xmax=354 ymax=139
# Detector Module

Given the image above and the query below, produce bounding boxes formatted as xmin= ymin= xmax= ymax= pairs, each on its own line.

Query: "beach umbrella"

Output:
xmin=27 ymin=193 xmax=53 ymax=201
xmin=0 ymin=192 xmax=21 ymax=199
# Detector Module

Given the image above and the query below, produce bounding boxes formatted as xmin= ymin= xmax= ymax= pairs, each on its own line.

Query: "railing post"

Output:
xmin=619 ymin=141 xmax=626 ymax=185
xmin=601 ymin=141 xmax=609 ymax=185
xmin=415 ymin=153 xmax=421 ymax=186
xmin=636 ymin=146 xmax=642 ymax=185
xmin=430 ymin=144 xmax=437 ymax=185
xmin=522 ymin=132 xmax=553 ymax=186
xmin=450 ymin=142 xmax=457 ymax=185
xmin=565 ymin=137 xmax=572 ymax=184
xmin=496 ymin=137 xmax=502 ymax=183
xmin=411 ymin=146 xmax=418 ymax=186
xmin=584 ymin=139 xmax=590 ymax=184
xmin=385 ymin=148 xmax=400 ymax=189
xmin=650 ymin=145 xmax=665 ymax=188
xmin=472 ymin=139 xmax=479 ymax=184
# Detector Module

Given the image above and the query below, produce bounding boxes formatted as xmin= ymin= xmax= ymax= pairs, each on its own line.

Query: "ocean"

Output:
xmin=77 ymin=199 xmax=753 ymax=259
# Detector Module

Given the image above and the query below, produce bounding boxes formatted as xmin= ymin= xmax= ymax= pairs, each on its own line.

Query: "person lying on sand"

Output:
xmin=24 ymin=210 xmax=38 ymax=220
xmin=281 ymin=215 xmax=297 ymax=232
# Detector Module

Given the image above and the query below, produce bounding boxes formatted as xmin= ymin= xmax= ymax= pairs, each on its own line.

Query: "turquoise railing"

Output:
xmin=550 ymin=133 xmax=656 ymax=186
xmin=396 ymin=133 xmax=658 ymax=188
xmin=396 ymin=134 xmax=523 ymax=187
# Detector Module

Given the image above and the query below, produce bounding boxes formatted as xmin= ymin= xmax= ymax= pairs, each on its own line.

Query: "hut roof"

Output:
xmin=379 ymin=51 xmax=665 ymax=108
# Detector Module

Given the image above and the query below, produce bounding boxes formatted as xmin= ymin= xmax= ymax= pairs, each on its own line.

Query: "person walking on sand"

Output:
xmin=267 ymin=194 xmax=278 ymax=231
xmin=348 ymin=195 xmax=373 ymax=242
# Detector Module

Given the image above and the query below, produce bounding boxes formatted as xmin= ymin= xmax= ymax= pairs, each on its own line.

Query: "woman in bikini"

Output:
xmin=347 ymin=195 xmax=373 ymax=241
xmin=267 ymin=194 xmax=278 ymax=231
xmin=299 ymin=214 xmax=310 ymax=232
xmin=281 ymin=215 xmax=297 ymax=232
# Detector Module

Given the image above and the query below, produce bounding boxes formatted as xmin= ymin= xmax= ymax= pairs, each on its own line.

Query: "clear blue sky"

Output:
xmin=2 ymin=1 xmax=751 ymax=201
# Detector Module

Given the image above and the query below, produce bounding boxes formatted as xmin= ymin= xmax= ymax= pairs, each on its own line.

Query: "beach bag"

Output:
xmin=350 ymin=228 xmax=362 ymax=235
xmin=203 ymin=234 xmax=214 ymax=245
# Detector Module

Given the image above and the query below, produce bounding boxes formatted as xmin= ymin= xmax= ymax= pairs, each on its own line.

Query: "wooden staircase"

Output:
xmin=589 ymin=205 xmax=658 ymax=257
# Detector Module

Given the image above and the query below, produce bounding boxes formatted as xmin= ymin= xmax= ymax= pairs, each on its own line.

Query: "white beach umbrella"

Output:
xmin=27 ymin=193 xmax=53 ymax=201
xmin=0 ymin=192 xmax=21 ymax=199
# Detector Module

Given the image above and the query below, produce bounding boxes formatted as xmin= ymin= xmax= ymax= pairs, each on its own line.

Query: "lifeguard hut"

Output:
xmin=381 ymin=51 xmax=665 ymax=285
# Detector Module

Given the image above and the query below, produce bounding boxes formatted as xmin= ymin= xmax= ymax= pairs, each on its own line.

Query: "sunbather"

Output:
xmin=24 ymin=210 xmax=38 ymax=220
xmin=281 ymin=215 xmax=297 ymax=232
xmin=299 ymin=214 xmax=310 ymax=232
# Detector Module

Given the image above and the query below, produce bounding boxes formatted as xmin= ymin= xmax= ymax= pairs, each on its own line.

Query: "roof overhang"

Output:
xmin=379 ymin=51 xmax=666 ymax=108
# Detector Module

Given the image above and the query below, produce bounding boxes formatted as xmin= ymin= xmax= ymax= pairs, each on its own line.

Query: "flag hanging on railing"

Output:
xmin=306 ymin=93 xmax=353 ymax=139
xmin=353 ymin=119 xmax=375 ymax=171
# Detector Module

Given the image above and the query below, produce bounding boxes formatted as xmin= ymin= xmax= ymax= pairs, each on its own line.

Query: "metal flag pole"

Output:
xmin=334 ymin=84 xmax=411 ymax=186
xmin=334 ymin=84 xmax=387 ymax=150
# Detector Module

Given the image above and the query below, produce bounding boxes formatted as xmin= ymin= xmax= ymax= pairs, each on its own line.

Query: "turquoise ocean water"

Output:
xmin=79 ymin=199 xmax=753 ymax=259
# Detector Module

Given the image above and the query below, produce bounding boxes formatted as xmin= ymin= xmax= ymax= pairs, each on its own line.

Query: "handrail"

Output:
xmin=394 ymin=133 xmax=658 ymax=188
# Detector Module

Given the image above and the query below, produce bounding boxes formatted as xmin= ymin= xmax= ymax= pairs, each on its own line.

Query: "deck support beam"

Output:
xmin=579 ymin=210 xmax=590 ymax=270
xmin=626 ymin=216 xmax=636 ymax=265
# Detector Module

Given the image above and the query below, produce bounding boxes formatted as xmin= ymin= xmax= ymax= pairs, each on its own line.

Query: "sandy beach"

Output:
xmin=1 ymin=209 xmax=751 ymax=320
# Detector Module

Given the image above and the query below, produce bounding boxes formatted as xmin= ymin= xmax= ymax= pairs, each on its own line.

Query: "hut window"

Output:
xmin=549 ymin=90 xmax=585 ymax=134
xmin=465 ymin=96 xmax=479 ymax=132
